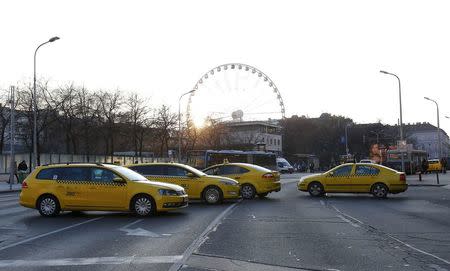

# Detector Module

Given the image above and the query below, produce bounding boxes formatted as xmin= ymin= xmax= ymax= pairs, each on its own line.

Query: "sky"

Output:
xmin=1 ymin=0 xmax=449 ymax=135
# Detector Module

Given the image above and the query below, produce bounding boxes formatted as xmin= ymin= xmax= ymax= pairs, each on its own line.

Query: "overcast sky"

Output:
xmin=1 ymin=0 xmax=449 ymax=135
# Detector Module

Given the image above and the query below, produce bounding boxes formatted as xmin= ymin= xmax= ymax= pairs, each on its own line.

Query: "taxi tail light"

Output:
xmin=22 ymin=181 xmax=28 ymax=189
xmin=399 ymin=174 xmax=406 ymax=182
xmin=262 ymin=173 xmax=275 ymax=179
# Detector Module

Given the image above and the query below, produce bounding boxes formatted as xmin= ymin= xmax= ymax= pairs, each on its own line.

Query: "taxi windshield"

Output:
xmin=111 ymin=166 xmax=148 ymax=181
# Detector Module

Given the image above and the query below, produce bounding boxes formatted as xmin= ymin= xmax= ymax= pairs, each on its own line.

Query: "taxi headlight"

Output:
xmin=158 ymin=189 xmax=179 ymax=196
xmin=220 ymin=179 xmax=238 ymax=186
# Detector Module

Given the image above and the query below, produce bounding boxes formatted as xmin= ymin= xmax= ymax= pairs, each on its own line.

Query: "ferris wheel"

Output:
xmin=186 ymin=63 xmax=286 ymax=127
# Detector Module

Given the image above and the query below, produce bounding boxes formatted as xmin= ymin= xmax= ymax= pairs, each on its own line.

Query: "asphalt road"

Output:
xmin=0 ymin=173 xmax=449 ymax=271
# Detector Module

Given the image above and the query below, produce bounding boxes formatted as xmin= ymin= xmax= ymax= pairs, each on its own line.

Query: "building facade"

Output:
xmin=220 ymin=120 xmax=282 ymax=154
xmin=406 ymin=123 xmax=449 ymax=159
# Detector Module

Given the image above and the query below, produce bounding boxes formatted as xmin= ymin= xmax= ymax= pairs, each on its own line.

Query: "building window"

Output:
xmin=278 ymin=139 xmax=281 ymax=146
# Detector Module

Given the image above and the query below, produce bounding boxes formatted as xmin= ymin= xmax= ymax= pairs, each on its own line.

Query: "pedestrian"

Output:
xmin=421 ymin=158 xmax=428 ymax=175
xmin=309 ymin=162 xmax=315 ymax=173
xmin=17 ymin=160 xmax=28 ymax=184
xmin=441 ymin=157 xmax=447 ymax=174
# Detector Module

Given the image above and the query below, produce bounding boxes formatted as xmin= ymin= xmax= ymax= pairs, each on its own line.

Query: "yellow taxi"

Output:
xmin=203 ymin=163 xmax=281 ymax=199
xmin=127 ymin=163 xmax=240 ymax=204
xmin=19 ymin=163 xmax=188 ymax=217
xmin=427 ymin=159 xmax=442 ymax=172
xmin=297 ymin=163 xmax=407 ymax=198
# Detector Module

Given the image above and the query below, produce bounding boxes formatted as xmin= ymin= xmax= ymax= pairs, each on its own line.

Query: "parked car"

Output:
xmin=427 ymin=159 xmax=442 ymax=173
xmin=19 ymin=163 xmax=188 ymax=217
xmin=298 ymin=163 xmax=407 ymax=198
xmin=203 ymin=162 xmax=281 ymax=199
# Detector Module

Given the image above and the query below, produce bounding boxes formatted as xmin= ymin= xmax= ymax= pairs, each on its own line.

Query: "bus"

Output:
xmin=186 ymin=150 xmax=277 ymax=170
xmin=384 ymin=149 xmax=427 ymax=175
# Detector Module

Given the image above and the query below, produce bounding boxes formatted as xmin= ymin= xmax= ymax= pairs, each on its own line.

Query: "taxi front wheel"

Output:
xmin=37 ymin=195 xmax=61 ymax=217
xmin=308 ymin=182 xmax=324 ymax=197
xmin=132 ymin=194 xmax=155 ymax=216
xmin=371 ymin=183 xmax=388 ymax=199
xmin=203 ymin=186 xmax=223 ymax=204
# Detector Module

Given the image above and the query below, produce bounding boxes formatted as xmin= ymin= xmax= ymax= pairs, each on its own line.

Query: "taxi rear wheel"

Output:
xmin=131 ymin=194 xmax=155 ymax=216
xmin=241 ymin=184 xmax=256 ymax=199
xmin=203 ymin=186 xmax=223 ymax=204
xmin=37 ymin=195 xmax=61 ymax=217
xmin=308 ymin=182 xmax=324 ymax=197
xmin=371 ymin=183 xmax=388 ymax=198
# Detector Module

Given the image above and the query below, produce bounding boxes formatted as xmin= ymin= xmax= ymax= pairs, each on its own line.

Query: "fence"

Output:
xmin=0 ymin=153 xmax=174 ymax=174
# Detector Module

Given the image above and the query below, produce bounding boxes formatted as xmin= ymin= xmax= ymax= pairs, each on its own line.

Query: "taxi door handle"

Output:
xmin=234 ymin=176 xmax=241 ymax=179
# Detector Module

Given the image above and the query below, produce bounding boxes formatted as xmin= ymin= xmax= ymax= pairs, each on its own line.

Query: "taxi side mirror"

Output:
xmin=186 ymin=172 xmax=196 ymax=178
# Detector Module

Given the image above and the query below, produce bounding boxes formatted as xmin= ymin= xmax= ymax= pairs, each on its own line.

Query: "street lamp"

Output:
xmin=380 ymin=70 xmax=405 ymax=172
xmin=33 ymin=36 xmax=59 ymax=169
xmin=178 ymin=90 xmax=195 ymax=162
xmin=424 ymin=97 xmax=442 ymax=159
xmin=345 ymin=123 xmax=351 ymax=155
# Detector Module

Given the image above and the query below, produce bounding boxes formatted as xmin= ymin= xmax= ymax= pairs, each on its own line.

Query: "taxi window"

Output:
xmin=204 ymin=166 xmax=219 ymax=175
xmin=219 ymin=165 xmax=244 ymax=175
xmin=332 ymin=165 xmax=353 ymax=176
xmin=36 ymin=168 xmax=64 ymax=180
xmin=167 ymin=166 xmax=190 ymax=177
xmin=129 ymin=165 xmax=164 ymax=176
xmin=355 ymin=165 xmax=380 ymax=175
xmin=90 ymin=168 xmax=120 ymax=183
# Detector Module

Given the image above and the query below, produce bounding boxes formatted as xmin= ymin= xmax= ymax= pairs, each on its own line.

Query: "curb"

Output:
xmin=0 ymin=189 xmax=21 ymax=194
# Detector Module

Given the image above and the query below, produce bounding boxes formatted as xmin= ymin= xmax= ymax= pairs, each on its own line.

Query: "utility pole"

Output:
xmin=9 ymin=86 xmax=16 ymax=190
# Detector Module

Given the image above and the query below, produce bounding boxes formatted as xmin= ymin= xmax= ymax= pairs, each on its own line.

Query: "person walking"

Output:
xmin=421 ymin=158 xmax=428 ymax=175
xmin=309 ymin=162 xmax=315 ymax=173
xmin=441 ymin=158 xmax=447 ymax=174
xmin=17 ymin=160 xmax=28 ymax=184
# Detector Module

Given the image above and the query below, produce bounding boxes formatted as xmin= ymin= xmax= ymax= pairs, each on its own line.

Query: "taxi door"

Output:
xmin=324 ymin=164 xmax=354 ymax=192
xmin=87 ymin=167 xmax=127 ymax=209
xmin=353 ymin=165 xmax=380 ymax=192
xmin=57 ymin=167 xmax=91 ymax=208
xmin=166 ymin=165 xmax=204 ymax=198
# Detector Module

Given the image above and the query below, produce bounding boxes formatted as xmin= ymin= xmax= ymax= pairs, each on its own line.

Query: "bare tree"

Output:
xmin=154 ymin=105 xmax=177 ymax=157
xmin=123 ymin=93 xmax=150 ymax=158
xmin=95 ymin=90 xmax=123 ymax=160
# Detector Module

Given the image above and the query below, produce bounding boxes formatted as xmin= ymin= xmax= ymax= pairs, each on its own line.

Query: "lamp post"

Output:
xmin=380 ymin=70 xmax=405 ymax=172
xmin=33 ymin=36 xmax=59 ymax=169
xmin=178 ymin=90 xmax=195 ymax=162
xmin=424 ymin=97 xmax=442 ymax=159
xmin=345 ymin=123 xmax=351 ymax=155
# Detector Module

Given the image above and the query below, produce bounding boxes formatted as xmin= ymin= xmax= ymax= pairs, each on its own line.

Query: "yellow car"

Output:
xmin=203 ymin=163 xmax=281 ymax=199
xmin=297 ymin=163 xmax=407 ymax=198
xmin=427 ymin=159 xmax=442 ymax=172
xmin=127 ymin=163 xmax=240 ymax=204
xmin=19 ymin=163 xmax=188 ymax=217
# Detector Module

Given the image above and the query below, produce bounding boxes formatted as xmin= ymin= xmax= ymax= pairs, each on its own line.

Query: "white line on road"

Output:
xmin=387 ymin=234 xmax=450 ymax=265
xmin=0 ymin=217 xmax=103 ymax=252
xmin=0 ymin=255 xmax=183 ymax=267
xmin=336 ymin=214 xmax=360 ymax=228
xmin=120 ymin=219 xmax=143 ymax=230
xmin=168 ymin=201 xmax=240 ymax=271
xmin=329 ymin=203 xmax=450 ymax=266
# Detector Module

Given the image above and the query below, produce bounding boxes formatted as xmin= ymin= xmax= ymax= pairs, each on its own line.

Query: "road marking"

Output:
xmin=329 ymin=203 xmax=450 ymax=266
xmin=386 ymin=234 xmax=450 ymax=265
xmin=0 ymin=255 xmax=183 ymax=267
xmin=119 ymin=219 xmax=170 ymax=237
xmin=336 ymin=214 xmax=360 ymax=228
xmin=0 ymin=217 xmax=103 ymax=252
xmin=0 ymin=202 xmax=20 ymax=208
xmin=168 ymin=201 xmax=240 ymax=271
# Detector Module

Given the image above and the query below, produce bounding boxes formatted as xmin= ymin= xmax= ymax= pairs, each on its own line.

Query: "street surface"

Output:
xmin=0 ymin=173 xmax=449 ymax=271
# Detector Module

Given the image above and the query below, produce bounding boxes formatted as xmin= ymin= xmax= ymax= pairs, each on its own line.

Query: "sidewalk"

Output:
xmin=406 ymin=172 xmax=450 ymax=186
xmin=0 ymin=182 xmax=21 ymax=193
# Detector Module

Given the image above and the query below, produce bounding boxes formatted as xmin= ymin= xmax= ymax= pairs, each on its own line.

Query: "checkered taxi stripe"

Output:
xmin=55 ymin=180 xmax=126 ymax=186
